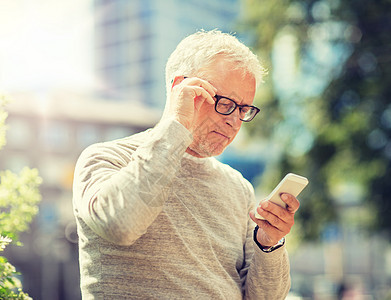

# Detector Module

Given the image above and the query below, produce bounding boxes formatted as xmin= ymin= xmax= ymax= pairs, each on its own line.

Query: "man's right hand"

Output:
xmin=163 ymin=76 xmax=217 ymax=132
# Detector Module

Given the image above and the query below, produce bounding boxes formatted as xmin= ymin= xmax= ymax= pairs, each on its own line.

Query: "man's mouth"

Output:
xmin=212 ymin=131 xmax=230 ymax=140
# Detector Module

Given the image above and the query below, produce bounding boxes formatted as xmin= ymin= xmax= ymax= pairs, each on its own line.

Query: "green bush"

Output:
xmin=0 ymin=96 xmax=42 ymax=299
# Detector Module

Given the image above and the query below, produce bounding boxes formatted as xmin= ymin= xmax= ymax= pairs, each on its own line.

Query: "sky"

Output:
xmin=0 ymin=0 xmax=94 ymax=92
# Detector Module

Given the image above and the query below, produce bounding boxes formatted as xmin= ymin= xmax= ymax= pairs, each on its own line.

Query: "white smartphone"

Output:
xmin=255 ymin=173 xmax=309 ymax=220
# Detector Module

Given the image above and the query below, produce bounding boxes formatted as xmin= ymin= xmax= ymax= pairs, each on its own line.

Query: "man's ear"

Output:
xmin=171 ymin=76 xmax=187 ymax=89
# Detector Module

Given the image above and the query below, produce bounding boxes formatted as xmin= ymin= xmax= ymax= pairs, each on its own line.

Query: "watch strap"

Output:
xmin=253 ymin=225 xmax=285 ymax=253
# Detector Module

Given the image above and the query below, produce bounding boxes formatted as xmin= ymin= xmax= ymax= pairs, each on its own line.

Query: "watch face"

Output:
xmin=262 ymin=238 xmax=285 ymax=253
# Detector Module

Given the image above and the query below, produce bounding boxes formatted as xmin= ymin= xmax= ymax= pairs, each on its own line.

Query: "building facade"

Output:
xmin=93 ymin=0 xmax=241 ymax=108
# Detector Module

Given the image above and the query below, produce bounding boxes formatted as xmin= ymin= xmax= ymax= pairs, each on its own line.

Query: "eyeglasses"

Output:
xmin=214 ymin=95 xmax=260 ymax=122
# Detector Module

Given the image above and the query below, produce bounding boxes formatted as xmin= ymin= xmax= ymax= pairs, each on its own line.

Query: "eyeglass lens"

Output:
xmin=215 ymin=97 xmax=257 ymax=121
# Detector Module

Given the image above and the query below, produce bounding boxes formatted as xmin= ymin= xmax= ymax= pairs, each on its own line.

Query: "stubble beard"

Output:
xmin=187 ymin=133 xmax=227 ymax=158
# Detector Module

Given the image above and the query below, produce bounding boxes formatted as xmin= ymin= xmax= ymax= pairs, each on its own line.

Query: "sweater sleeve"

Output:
xmin=241 ymin=181 xmax=291 ymax=299
xmin=72 ymin=119 xmax=192 ymax=246
xmin=245 ymin=245 xmax=291 ymax=299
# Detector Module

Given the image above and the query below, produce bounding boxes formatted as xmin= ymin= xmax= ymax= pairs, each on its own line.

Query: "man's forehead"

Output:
xmin=193 ymin=57 xmax=255 ymax=102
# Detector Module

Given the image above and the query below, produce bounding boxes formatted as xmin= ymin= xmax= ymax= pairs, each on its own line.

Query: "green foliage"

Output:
xmin=0 ymin=237 xmax=31 ymax=300
xmin=0 ymin=97 xmax=42 ymax=299
xmin=320 ymin=0 xmax=391 ymax=237
xmin=0 ymin=168 xmax=42 ymax=243
xmin=242 ymin=0 xmax=391 ymax=241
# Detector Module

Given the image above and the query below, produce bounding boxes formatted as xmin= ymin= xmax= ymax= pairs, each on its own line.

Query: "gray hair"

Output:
xmin=165 ymin=29 xmax=266 ymax=97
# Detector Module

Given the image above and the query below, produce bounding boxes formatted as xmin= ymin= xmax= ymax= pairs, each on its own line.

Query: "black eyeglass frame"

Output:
xmin=214 ymin=95 xmax=260 ymax=122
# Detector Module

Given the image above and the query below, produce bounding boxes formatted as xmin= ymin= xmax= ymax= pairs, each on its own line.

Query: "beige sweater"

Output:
xmin=73 ymin=119 xmax=291 ymax=299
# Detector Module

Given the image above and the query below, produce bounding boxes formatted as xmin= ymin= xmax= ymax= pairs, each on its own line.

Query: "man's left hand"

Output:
xmin=249 ymin=193 xmax=300 ymax=248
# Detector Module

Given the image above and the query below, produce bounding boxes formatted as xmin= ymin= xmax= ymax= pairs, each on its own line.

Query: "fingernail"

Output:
xmin=281 ymin=193 xmax=288 ymax=200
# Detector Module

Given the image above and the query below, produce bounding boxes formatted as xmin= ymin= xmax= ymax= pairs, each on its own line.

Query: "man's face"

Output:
xmin=187 ymin=58 xmax=256 ymax=158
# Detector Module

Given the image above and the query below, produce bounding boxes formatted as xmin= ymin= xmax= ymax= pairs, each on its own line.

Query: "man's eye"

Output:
xmin=220 ymin=103 xmax=231 ymax=108
xmin=241 ymin=107 xmax=250 ymax=113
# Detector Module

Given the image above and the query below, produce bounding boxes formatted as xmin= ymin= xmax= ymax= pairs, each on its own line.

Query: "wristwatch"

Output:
xmin=253 ymin=225 xmax=285 ymax=253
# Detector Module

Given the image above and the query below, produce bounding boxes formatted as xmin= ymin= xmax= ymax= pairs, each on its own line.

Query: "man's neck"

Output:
xmin=185 ymin=147 xmax=204 ymax=158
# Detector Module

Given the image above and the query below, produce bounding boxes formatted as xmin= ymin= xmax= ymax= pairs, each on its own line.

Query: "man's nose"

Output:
xmin=225 ymin=108 xmax=242 ymax=129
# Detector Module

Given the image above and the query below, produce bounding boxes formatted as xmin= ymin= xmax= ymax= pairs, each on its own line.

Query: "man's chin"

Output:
xmin=186 ymin=144 xmax=226 ymax=158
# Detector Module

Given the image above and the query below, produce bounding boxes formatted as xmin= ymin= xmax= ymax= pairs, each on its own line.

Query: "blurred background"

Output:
xmin=0 ymin=0 xmax=390 ymax=299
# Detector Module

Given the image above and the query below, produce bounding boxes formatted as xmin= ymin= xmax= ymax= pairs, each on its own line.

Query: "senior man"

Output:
xmin=73 ymin=30 xmax=299 ymax=299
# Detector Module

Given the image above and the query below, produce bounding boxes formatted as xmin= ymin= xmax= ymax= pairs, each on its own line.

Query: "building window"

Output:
xmin=40 ymin=121 xmax=71 ymax=152
xmin=76 ymin=124 xmax=101 ymax=148
xmin=6 ymin=118 xmax=32 ymax=149
xmin=104 ymin=126 xmax=133 ymax=141
xmin=2 ymin=153 xmax=31 ymax=173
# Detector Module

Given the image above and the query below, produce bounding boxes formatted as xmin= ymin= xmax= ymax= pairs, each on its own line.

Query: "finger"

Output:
xmin=260 ymin=201 xmax=291 ymax=222
xmin=188 ymin=86 xmax=215 ymax=110
xmin=250 ymin=209 xmax=284 ymax=232
xmin=249 ymin=211 xmax=257 ymax=223
xmin=256 ymin=218 xmax=284 ymax=245
xmin=184 ymin=77 xmax=217 ymax=103
xmin=249 ymin=210 xmax=265 ymax=225
xmin=179 ymin=85 xmax=214 ymax=103
xmin=250 ymin=211 xmax=286 ymax=246
xmin=280 ymin=193 xmax=300 ymax=214
xmin=249 ymin=211 xmax=275 ymax=232
xmin=259 ymin=211 xmax=289 ymax=233
xmin=184 ymin=77 xmax=217 ymax=94
xmin=257 ymin=203 xmax=291 ymax=232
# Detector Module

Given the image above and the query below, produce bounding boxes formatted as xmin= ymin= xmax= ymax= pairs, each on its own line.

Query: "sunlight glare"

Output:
xmin=0 ymin=0 xmax=94 ymax=92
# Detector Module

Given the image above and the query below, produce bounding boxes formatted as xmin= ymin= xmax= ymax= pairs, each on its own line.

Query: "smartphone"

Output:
xmin=255 ymin=173 xmax=309 ymax=220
